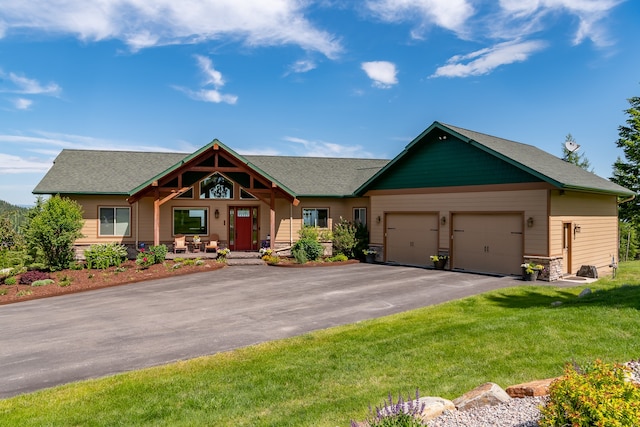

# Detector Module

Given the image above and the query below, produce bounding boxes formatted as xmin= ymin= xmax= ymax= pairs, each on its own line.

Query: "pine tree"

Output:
xmin=561 ymin=134 xmax=592 ymax=171
xmin=611 ymin=94 xmax=640 ymax=224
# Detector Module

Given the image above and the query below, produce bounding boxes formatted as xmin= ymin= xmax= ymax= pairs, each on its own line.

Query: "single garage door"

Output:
xmin=452 ymin=213 xmax=523 ymax=275
xmin=386 ymin=213 xmax=439 ymax=266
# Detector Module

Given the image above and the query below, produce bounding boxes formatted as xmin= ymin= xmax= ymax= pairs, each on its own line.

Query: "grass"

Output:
xmin=2 ymin=262 xmax=640 ymax=426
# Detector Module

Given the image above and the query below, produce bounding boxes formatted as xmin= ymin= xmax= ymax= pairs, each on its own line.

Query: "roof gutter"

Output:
xmin=618 ymin=194 xmax=636 ymax=205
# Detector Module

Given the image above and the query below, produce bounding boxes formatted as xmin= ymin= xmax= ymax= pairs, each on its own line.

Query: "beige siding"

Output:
xmin=369 ymin=189 xmax=548 ymax=256
xmin=550 ymin=191 xmax=617 ymax=216
xmin=70 ymin=195 xmax=137 ymax=244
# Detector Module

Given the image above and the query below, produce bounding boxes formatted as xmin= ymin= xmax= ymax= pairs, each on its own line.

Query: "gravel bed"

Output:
xmin=425 ymin=396 xmax=547 ymax=427
xmin=425 ymin=359 xmax=640 ymax=427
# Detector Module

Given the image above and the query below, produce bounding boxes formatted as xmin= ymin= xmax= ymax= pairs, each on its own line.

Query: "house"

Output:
xmin=33 ymin=121 xmax=634 ymax=280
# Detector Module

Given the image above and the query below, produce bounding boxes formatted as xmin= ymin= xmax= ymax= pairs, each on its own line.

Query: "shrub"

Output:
xmin=298 ymin=226 xmax=320 ymax=241
xmin=19 ymin=270 xmax=50 ymax=285
xmin=4 ymin=276 xmax=17 ymax=285
xmin=292 ymin=237 xmax=323 ymax=263
xmin=31 ymin=279 xmax=54 ymax=287
xmin=328 ymin=253 xmax=348 ymax=262
xmin=332 ymin=218 xmax=358 ymax=258
xmin=85 ymin=243 xmax=128 ymax=269
xmin=23 ymin=196 xmax=84 ymax=271
xmin=539 ymin=359 xmax=640 ymax=427
xmin=263 ymin=255 xmax=280 ymax=264
xmin=0 ymin=288 xmax=6 ymax=295
xmin=147 ymin=245 xmax=168 ymax=264
xmin=135 ymin=251 xmax=154 ymax=269
xmin=352 ymin=390 xmax=426 ymax=427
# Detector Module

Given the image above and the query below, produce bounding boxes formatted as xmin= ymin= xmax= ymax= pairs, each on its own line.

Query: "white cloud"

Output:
xmin=283 ymin=136 xmax=374 ymax=158
xmin=365 ymin=0 xmax=475 ymax=36
xmin=0 ymin=0 xmax=343 ymax=58
xmin=497 ymin=0 xmax=622 ymax=46
xmin=361 ymin=61 xmax=398 ymax=88
xmin=0 ymin=153 xmax=52 ymax=174
xmin=431 ymin=39 xmax=546 ymax=78
xmin=0 ymin=71 xmax=61 ymax=96
xmin=288 ymin=59 xmax=317 ymax=74
xmin=13 ymin=98 xmax=33 ymax=110
xmin=174 ymin=55 xmax=238 ymax=105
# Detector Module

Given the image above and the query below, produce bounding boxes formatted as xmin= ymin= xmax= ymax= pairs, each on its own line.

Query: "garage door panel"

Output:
xmin=386 ymin=213 xmax=438 ymax=266
xmin=453 ymin=214 xmax=523 ymax=275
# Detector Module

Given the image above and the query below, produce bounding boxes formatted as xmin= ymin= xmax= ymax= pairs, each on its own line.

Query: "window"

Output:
xmin=200 ymin=173 xmax=233 ymax=199
xmin=303 ymin=208 xmax=328 ymax=228
xmin=353 ymin=207 xmax=367 ymax=226
xmin=176 ymin=188 xmax=193 ymax=199
xmin=174 ymin=208 xmax=208 ymax=235
xmin=99 ymin=207 xmax=130 ymax=236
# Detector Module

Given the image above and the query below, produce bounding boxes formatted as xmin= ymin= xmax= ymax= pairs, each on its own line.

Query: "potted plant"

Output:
xmin=430 ymin=255 xmax=449 ymax=270
xmin=192 ymin=235 xmax=201 ymax=244
xmin=521 ymin=262 xmax=543 ymax=281
xmin=363 ymin=249 xmax=377 ymax=263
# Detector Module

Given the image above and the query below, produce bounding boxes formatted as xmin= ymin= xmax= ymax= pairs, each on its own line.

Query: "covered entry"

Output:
xmin=385 ymin=212 xmax=439 ymax=266
xmin=452 ymin=213 xmax=523 ymax=275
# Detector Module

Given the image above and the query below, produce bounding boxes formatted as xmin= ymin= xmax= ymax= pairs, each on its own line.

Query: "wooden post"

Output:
xmin=270 ymin=188 xmax=276 ymax=249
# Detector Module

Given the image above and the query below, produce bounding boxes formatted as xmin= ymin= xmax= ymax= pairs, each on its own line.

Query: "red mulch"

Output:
xmin=0 ymin=260 xmax=225 ymax=306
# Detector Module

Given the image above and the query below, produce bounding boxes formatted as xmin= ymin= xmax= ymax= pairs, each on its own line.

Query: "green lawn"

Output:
xmin=2 ymin=262 xmax=640 ymax=426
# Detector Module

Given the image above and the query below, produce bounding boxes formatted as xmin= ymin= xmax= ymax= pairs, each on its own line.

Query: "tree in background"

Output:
xmin=611 ymin=94 xmax=640 ymax=225
xmin=561 ymin=134 xmax=592 ymax=171
xmin=23 ymin=195 xmax=84 ymax=270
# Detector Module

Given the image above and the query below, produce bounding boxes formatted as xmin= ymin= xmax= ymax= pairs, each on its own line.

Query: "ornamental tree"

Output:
xmin=24 ymin=195 xmax=84 ymax=270
xmin=611 ymin=94 xmax=640 ymax=224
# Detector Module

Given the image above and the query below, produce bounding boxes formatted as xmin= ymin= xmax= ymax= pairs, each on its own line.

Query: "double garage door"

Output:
xmin=385 ymin=212 xmax=523 ymax=276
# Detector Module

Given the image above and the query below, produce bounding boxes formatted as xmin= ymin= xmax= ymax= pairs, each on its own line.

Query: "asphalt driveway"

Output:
xmin=1 ymin=263 xmax=527 ymax=398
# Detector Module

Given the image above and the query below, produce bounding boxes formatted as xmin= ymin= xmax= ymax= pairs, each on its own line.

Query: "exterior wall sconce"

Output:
xmin=441 ymin=216 xmax=447 ymax=225
xmin=214 ymin=209 xmax=220 ymax=219
xmin=527 ymin=217 xmax=534 ymax=227
xmin=376 ymin=215 xmax=381 ymax=224
xmin=574 ymin=224 xmax=581 ymax=233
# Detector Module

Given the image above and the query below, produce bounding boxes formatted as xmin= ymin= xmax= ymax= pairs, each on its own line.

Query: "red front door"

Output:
xmin=230 ymin=207 xmax=258 ymax=250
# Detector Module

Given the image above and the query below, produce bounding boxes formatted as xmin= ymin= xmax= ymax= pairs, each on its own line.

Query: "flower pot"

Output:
xmin=433 ymin=259 xmax=447 ymax=270
xmin=365 ymin=254 xmax=375 ymax=263
xmin=522 ymin=268 xmax=539 ymax=281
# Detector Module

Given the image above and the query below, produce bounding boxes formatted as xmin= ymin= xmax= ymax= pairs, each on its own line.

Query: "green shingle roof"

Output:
xmin=33 ymin=149 xmax=389 ymax=197
xmin=356 ymin=121 xmax=634 ymax=197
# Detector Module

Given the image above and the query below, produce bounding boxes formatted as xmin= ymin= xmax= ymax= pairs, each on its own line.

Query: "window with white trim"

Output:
xmin=302 ymin=208 xmax=328 ymax=228
xmin=173 ymin=208 xmax=208 ymax=235
xmin=353 ymin=207 xmax=367 ymax=226
xmin=99 ymin=207 xmax=131 ymax=236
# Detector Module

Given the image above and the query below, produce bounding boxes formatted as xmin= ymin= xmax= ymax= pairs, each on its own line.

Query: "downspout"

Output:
xmin=618 ymin=195 xmax=636 ymax=205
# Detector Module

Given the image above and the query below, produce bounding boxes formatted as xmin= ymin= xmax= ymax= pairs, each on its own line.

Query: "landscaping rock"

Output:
xmin=453 ymin=382 xmax=511 ymax=411
xmin=417 ymin=397 xmax=456 ymax=421
xmin=578 ymin=288 xmax=592 ymax=298
xmin=577 ymin=265 xmax=598 ymax=278
xmin=506 ymin=378 xmax=557 ymax=398
xmin=551 ymin=301 xmax=563 ymax=307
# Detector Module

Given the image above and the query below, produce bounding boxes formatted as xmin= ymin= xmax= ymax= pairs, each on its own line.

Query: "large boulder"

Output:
xmin=453 ymin=382 xmax=511 ymax=411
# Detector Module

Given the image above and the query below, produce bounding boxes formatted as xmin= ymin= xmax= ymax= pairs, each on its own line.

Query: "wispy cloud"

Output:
xmin=0 ymin=153 xmax=52 ymax=174
xmin=0 ymin=70 xmax=61 ymax=95
xmin=283 ymin=136 xmax=374 ymax=158
xmin=365 ymin=0 xmax=475 ymax=37
xmin=287 ymin=59 xmax=317 ymax=74
xmin=174 ymin=55 xmax=238 ymax=105
xmin=0 ymin=0 xmax=343 ymax=58
xmin=361 ymin=61 xmax=398 ymax=88
xmin=13 ymin=98 xmax=33 ymax=110
xmin=432 ymin=40 xmax=546 ymax=78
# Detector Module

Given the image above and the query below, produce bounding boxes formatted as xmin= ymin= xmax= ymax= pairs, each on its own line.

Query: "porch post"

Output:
xmin=153 ymin=187 xmax=160 ymax=246
xmin=270 ymin=188 xmax=276 ymax=249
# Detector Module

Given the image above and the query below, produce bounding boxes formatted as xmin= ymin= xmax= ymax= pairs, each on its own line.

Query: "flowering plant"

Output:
xmin=217 ymin=248 xmax=230 ymax=258
xmin=430 ymin=255 xmax=449 ymax=262
xmin=259 ymin=248 xmax=273 ymax=257
xmin=136 ymin=251 xmax=154 ymax=269
xmin=363 ymin=249 xmax=377 ymax=255
xmin=192 ymin=235 xmax=201 ymax=242
xmin=521 ymin=262 xmax=543 ymax=274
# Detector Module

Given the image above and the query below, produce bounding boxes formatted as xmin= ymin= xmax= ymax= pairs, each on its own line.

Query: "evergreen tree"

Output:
xmin=611 ymin=94 xmax=640 ymax=224
xmin=561 ymin=134 xmax=592 ymax=171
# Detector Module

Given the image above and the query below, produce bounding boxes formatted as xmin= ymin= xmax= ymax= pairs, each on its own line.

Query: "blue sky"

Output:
xmin=1 ymin=0 xmax=639 ymax=206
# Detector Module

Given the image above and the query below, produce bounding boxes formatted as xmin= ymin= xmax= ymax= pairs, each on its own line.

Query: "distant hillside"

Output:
xmin=0 ymin=200 xmax=28 ymax=231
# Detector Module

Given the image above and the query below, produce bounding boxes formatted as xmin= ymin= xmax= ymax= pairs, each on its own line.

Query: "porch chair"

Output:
xmin=173 ymin=235 xmax=188 ymax=254
xmin=204 ymin=234 xmax=220 ymax=253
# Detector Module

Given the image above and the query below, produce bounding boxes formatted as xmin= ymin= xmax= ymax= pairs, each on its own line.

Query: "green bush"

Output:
xmin=31 ymin=279 xmax=54 ymax=287
xmin=619 ymin=221 xmax=639 ymax=261
xmin=148 ymin=245 xmax=168 ymax=264
xmin=539 ymin=359 xmax=640 ymax=427
xmin=332 ymin=218 xmax=358 ymax=258
xmin=135 ymin=251 xmax=154 ymax=269
xmin=298 ymin=226 xmax=320 ymax=241
xmin=4 ymin=276 xmax=16 ymax=285
xmin=85 ymin=243 xmax=128 ymax=269
xmin=23 ymin=196 xmax=84 ymax=271
xmin=291 ymin=237 xmax=323 ymax=263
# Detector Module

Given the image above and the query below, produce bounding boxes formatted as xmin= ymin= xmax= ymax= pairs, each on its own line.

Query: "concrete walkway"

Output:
xmin=0 ymin=263 xmax=569 ymax=399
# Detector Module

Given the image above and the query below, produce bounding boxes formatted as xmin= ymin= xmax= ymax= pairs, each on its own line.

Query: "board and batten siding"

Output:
xmin=369 ymin=189 xmax=549 ymax=258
